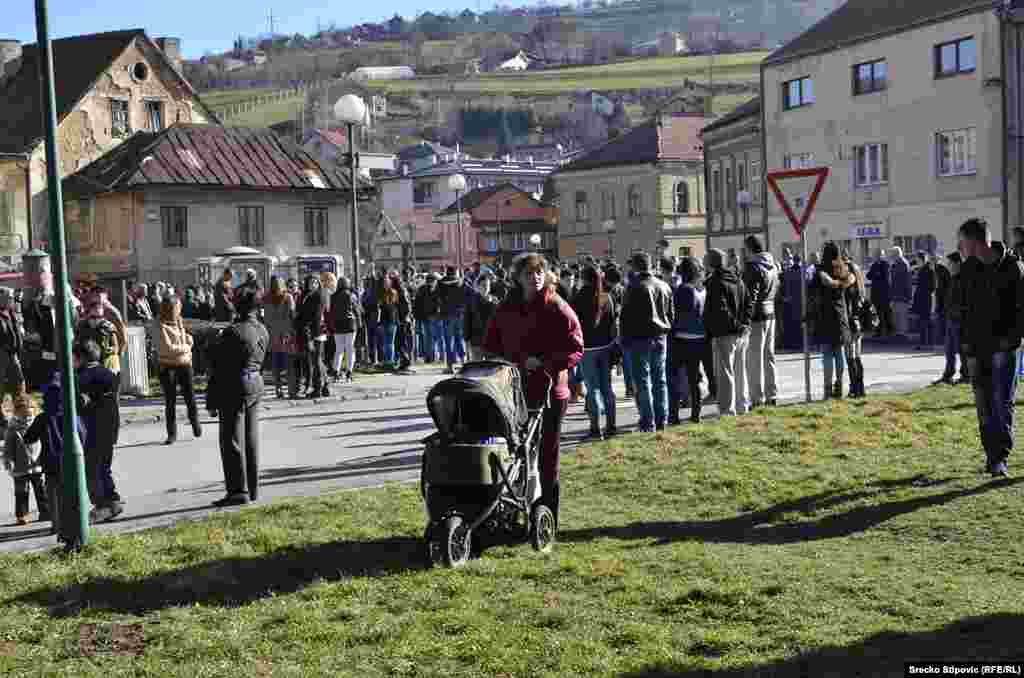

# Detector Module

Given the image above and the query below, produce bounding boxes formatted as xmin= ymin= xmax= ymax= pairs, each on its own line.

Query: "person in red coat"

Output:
xmin=482 ymin=252 xmax=584 ymax=526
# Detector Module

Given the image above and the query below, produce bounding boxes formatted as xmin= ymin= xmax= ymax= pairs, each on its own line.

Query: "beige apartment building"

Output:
xmin=762 ymin=0 xmax=1003 ymax=265
xmin=553 ymin=114 xmax=709 ymax=262
xmin=700 ymin=97 xmax=765 ymax=263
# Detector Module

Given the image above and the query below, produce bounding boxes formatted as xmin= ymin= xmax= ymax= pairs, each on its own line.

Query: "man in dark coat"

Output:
xmin=208 ymin=287 xmax=269 ymax=506
xmin=703 ymin=248 xmax=753 ymax=416
xmin=0 ymin=287 xmax=24 ymax=429
xmin=213 ymin=269 xmax=235 ymax=323
xmin=912 ymin=254 xmax=937 ymax=349
xmin=295 ymin=276 xmax=327 ymax=398
xmin=867 ymin=252 xmax=893 ymax=337
xmin=438 ymin=266 xmax=468 ymax=373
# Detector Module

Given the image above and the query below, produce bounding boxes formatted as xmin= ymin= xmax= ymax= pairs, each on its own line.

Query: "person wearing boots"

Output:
xmin=207 ymin=287 xmax=269 ymax=506
xmin=571 ymin=265 xmax=618 ymax=439
xmin=844 ymin=257 xmax=868 ymax=398
xmin=482 ymin=253 xmax=583 ymax=527
xmin=75 ymin=340 xmax=122 ymax=523
xmin=155 ymin=296 xmax=201 ymax=444
xmin=296 ymin=275 xmax=329 ymax=398
xmin=811 ymin=243 xmax=856 ymax=399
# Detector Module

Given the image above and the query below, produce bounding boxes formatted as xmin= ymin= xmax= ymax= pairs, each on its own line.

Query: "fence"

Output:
xmin=211 ymin=78 xmax=347 ymax=122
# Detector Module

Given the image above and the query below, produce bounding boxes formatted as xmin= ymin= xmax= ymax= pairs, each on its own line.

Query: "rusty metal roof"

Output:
xmin=556 ymin=113 xmax=708 ymax=174
xmin=64 ymin=124 xmax=370 ymax=196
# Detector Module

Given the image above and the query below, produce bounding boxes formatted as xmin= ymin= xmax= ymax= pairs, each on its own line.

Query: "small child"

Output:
xmin=75 ymin=339 xmax=122 ymax=524
xmin=2 ymin=394 xmax=49 ymax=526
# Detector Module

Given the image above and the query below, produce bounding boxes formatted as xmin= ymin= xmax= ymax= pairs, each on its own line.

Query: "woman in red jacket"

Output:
xmin=482 ymin=253 xmax=584 ymax=527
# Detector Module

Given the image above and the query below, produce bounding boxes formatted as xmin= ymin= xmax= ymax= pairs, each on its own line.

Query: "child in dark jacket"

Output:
xmin=75 ymin=339 xmax=122 ymax=523
xmin=23 ymin=370 xmax=85 ymax=536
xmin=3 ymin=394 xmax=49 ymax=525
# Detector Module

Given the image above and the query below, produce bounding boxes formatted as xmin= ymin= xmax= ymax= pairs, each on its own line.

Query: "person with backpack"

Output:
xmin=703 ymin=248 xmax=753 ymax=416
xmin=741 ymin=236 xmax=779 ymax=409
xmin=76 ymin=287 xmax=126 ymax=442
xmin=75 ymin=339 xmax=123 ymax=523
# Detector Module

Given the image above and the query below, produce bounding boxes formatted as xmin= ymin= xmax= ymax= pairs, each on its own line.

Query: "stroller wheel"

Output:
xmin=530 ymin=505 xmax=556 ymax=554
xmin=441 ymin=515 xmax=471 ymax=568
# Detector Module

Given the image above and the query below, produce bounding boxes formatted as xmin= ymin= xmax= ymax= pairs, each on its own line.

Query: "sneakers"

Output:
xmin=88 ymin=501 xmax=124 ymax=524
xmin=933 ymin=375 xmax=954 ymax=386
xmin=992 ymin=461 xmax=1010 ymax=478
xmin=15 ymin=515 xmax=28 ymax=526
xmin=584 ymin=427 xmax=603 ymax=441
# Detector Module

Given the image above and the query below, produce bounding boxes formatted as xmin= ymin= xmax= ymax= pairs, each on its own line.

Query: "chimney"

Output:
xmin=0 ymin=40 xmax=22 ymax=86
xmin=156 ymin=37 xmax=183 ymax=72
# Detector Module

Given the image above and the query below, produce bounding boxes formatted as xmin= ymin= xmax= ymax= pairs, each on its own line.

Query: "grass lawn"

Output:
xmin=2 ymin=385 xmax=1022 ymax=676
xmin=199 ymin=88 xmax=280 ymax=108
xmin=368 ymin=51 xmax=765 ymax=95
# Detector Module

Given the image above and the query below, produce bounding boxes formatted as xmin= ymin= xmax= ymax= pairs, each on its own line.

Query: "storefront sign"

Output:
xmin=850 ymin=222 xmax=886 ymax=239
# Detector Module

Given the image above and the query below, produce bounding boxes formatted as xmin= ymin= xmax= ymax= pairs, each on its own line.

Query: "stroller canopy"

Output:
xmin=426 ymin=361 xmax=528 ymax=447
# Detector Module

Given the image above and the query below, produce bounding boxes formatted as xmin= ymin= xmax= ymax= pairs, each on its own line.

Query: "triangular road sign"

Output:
xmin=766 ymin=167 xmax=829 ymax=237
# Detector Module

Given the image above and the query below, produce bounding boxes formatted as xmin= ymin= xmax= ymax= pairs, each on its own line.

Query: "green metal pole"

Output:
xmin=35 ymin=0 xmax=90 ymax=549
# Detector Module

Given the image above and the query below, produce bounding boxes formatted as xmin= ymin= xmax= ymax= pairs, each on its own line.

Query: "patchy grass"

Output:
xmin=2 ymin=385 xmax=1023 ymax=676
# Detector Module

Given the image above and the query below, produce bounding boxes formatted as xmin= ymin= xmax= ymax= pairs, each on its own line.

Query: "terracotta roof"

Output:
xmin=0 ymin=29 xmax=215 ymax=154
xmin=63 ymin=124 xmax=369 ymax=196
xmin=700 ymin=97 xmax=761 ymax=136
xmin=435 ymin=183 xmax=528 ymax=217
xmin=313 ymin=128 xmax=348 ymax=148
xmin=764 ymin=0 xmax=997 ymax=66
xmin=557 ymin=114 xmax=709 ymax=174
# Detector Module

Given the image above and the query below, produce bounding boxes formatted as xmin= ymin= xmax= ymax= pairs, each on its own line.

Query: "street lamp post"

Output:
xmin=448 ymin=173 xmax=467 ymax=270
xmin=529 ymin=233 xmax=542 ymax=252
xmin=334 ymin=94 xmax=367 ymax=286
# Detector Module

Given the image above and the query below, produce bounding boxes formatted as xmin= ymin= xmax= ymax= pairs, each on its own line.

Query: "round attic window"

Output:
xmin=131 ymin=62 xmax=149 ymax=82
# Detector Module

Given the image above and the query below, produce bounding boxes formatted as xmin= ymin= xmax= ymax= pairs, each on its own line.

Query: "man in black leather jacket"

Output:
xmin=704 ymin=248 xmax=753 ymax=416
xmin=208 ymin=287 xmax=269 ymax=506
xmin=620 ymin=252 xmax=674 ymax=432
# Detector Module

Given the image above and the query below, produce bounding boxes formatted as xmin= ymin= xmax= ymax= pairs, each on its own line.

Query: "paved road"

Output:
xmin=0 ymin=347 xmax=948 ymax=553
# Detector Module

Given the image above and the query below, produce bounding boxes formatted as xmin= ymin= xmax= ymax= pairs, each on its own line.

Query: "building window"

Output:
xmin=724 ymin=166 xmax=734 ymax=211
xmin=239 ymin=206 xmax=265 ymax=247
xmin=674 ymin=182 xmax=689 ymax=214
xmin=936 ymin=128 xmax=977 ymax=176
xmin=304 ymin=207 xmax=329 ymax=247
xmin=782 ymin=76 xmax=814 ymax=110
xmin=145 ymin=100 xmax=164 ymax=132
xmin=854 ymin=143 xmax=889 ymax=186
xmin=712 ymin=169 xmax=722 ymax=214
xmin=679 ymin=246 xmax=692 ymax=257
xmin=161 ymin=206 xmax=188 ymax=248
xmin=575 ymin=191 xmax=589 ymax=221
xmin=627 ymin=185 xmax=641 ymax=218
xmin=783 ymin=153 xmax=815 ymax=170
xmin=110 ymin=99 xmax=130 ymax=137
xmin=750 ymin=160 xmax=762 ymax=204
xmin=413 ymin=181 xmax=434 ymax=205
xmin=935 ymin=37 xmax=976 ymax=78
xmin=853 ymin=59 xmax=888 ymax=95
xmin=601 ymin=190 xmax=616 ymax=219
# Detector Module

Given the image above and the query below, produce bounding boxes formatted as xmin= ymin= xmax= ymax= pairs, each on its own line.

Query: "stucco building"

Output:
xmin=0 ymin=29 xmax=216 ymax=267
xmin=700 ymin=97 xmax=765 ymax=262
xmin=762 ymin=0 xmax=1004 ymax=265
xmin=61 ymin=124 xmax=365 ymax=289
xmin=552 ymin=113 xmax=710 ymax=263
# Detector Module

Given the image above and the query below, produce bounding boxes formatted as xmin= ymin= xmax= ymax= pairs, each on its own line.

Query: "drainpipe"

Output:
xmin=759 ymin=63 xmax=770 ymax=254
xmin=1001 ymin=8 xmax=1011 ymax=241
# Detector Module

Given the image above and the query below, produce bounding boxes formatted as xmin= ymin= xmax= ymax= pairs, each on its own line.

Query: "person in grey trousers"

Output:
xmin=741 ymin=235 xmax=779 ymax=408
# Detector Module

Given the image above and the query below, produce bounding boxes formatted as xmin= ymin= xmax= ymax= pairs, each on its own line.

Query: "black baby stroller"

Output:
xmin=421 ymin=360 xmax=555 ymax=568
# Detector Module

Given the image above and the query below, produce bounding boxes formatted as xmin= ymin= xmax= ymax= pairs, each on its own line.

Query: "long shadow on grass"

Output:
xmin=561 ymin=476 xmax=1024 ymax=546
xmin=619 ymin=613 xmax=1024 ymax=677
xmin=9 ymin=535 xmax=426 ymax=616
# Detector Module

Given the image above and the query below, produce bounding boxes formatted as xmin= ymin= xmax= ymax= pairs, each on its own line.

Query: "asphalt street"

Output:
xmin=0 ymin=347 xmax=948 ymax=553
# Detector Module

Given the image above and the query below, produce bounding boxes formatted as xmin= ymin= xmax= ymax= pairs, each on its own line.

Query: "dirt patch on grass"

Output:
xmin=0 ymin=641 xmax=16 ymax=657
xmin=77 ymin=622 xmax=146 ymax=658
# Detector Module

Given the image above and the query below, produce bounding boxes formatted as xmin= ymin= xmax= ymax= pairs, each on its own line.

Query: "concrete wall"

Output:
xmin=554 ymin=161 xmax=705 ymax=262
xmin=68 ymin=187 xmax=350 ymax=288
xmin=763 ymin=9 xmax=1003 ymax=262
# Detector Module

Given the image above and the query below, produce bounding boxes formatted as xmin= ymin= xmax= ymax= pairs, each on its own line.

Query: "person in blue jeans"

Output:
xmin=571 ymin=265 xmax=619 ymax=439
xmin=957 ymin=217 xmax=1024 ymax=477
xmin=378 ymin=276 xmax=400 ymax=366
xmin=438 ymin=266 xmax=467 ymax=373
xmin=619 ymin=253 xmax=674 ymax=432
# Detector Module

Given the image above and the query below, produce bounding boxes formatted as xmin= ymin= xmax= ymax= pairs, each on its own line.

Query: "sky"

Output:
xmin=6 ymin=0 xmax=486 ymax=58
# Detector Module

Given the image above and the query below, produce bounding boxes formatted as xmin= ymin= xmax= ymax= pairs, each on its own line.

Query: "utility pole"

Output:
xmin=268 ymin=8 xmax=276 ymax=37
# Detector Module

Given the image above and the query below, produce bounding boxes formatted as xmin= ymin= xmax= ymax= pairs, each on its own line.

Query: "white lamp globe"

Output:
xmin=529 ymin=233 xmax=542 ymax=248
xmin=334 ymin=94 xmax=367 ymax=124
xmin=448 ymin=173 xmax=467 ymax=192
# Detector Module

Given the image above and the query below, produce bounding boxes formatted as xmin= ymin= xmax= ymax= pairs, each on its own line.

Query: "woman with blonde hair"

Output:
xmin=156 ymin=296 xmax=201 ymax=444
xmin=265 ymin=277 xmax=298 ymax=398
